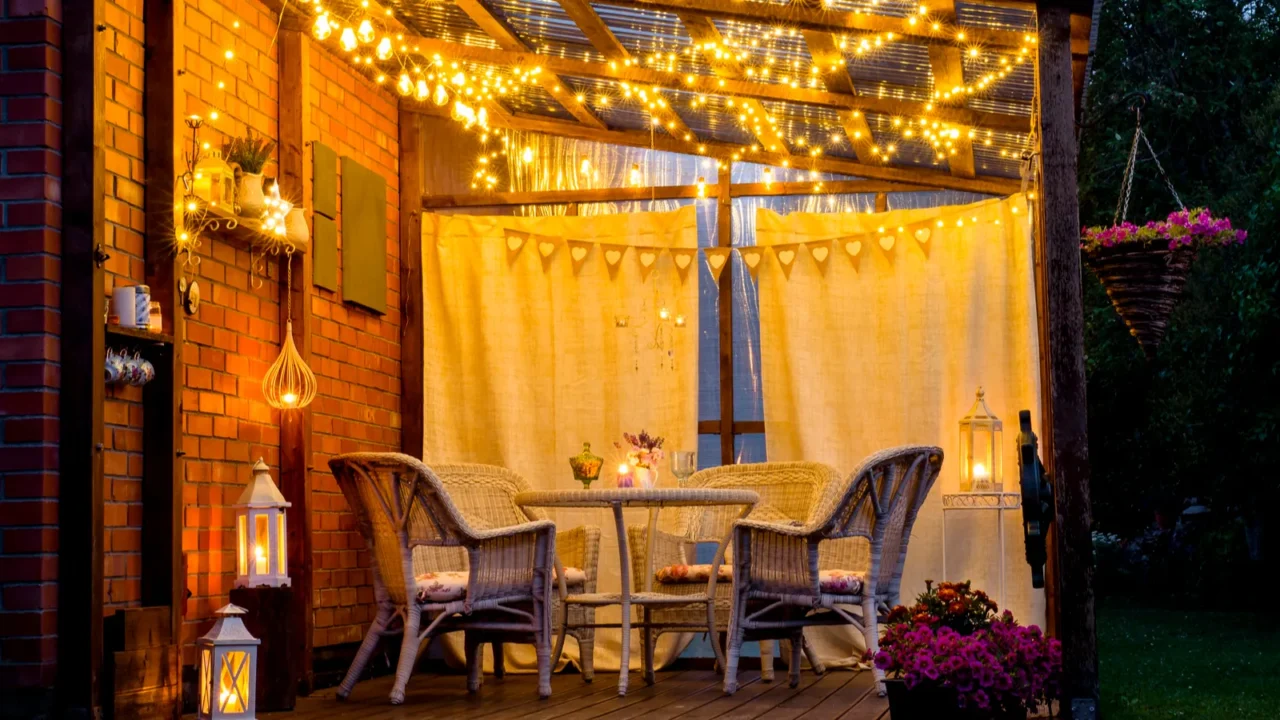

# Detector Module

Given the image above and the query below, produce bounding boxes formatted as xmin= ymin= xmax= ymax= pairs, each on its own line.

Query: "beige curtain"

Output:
xmin=755 ymin=194 xmax=1045 ymax=667
xmin=421 ymin=206 xmax=700 ymax=672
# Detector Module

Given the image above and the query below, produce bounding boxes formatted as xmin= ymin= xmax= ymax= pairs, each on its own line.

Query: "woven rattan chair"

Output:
xmin=417 ymin=463 xmax=602 ymax=682
xmin=722 ymin=446 xmax=943 ymax=695
xmin=626 ymin=462 xmax=840 ymax=683
xmin=329 ymin=453 xmax=557 ymax=703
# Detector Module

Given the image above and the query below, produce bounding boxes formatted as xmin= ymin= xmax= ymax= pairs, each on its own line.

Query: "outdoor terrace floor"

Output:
xmin=264 ymin=668 xmax=890 ymax=720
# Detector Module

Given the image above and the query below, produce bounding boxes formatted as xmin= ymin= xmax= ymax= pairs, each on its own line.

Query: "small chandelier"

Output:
xmin=262 ymin=253 xmax=316 ymax=410
xmin=958 ymin=387 xmax=1003 ymax=493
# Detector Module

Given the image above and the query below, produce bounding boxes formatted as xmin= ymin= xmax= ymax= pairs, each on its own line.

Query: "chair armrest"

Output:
xmin=468 ymin=520 xmax=558 ymax=603
xmin=557 ymin=525 xmax=602 ymax=593
xmin=732 ymin=521 xmax=819 ymax=597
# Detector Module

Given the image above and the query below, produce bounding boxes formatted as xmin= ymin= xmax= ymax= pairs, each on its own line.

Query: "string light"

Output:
xmin=763 ymin=167 xmax=773 ymax=189
xmin=375 ymin=36 xmax=392 ymax=60
xmin=579 ymin=155 xmax=591 ymax=176
xmin=312 ymin=13 xmax=332 ymax=40
xmin=433 ymin=83 xmax=449 ymax=106
xmin=339 ymin=27 xmax=357 ymax=52
xmin=356 ymin=18 xmax=375 ymax=44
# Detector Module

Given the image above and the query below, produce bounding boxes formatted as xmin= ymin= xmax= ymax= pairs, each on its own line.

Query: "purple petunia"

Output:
xmin=1081 ymin=208 xmax=1246 ymax=253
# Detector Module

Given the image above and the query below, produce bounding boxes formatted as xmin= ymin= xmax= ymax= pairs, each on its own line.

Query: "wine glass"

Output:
xmin=671 ymin=450 xmax=697 ymax=487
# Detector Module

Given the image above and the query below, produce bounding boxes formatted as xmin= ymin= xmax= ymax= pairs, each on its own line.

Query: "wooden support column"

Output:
xmin=400 ymin=108 xmax=426 ymax=459
xmin=716 ymin=164 xmax=734 ymax=465
xmin=277 ymin=28 xmax=315 ymax=694
xmin=1037 ymin=3 xmax=1097 ymax=718
xmin=58 ymin=0 xmax=105 ymax=715
xmin=141 ymin=0 xmax=184 ymax=667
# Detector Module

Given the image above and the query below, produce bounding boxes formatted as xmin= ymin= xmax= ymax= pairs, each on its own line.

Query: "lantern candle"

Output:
xmin=234 ymin=459 xmax=291 ymax=588
xmin=958 ymin=387 xmax=1003 ymax=493
xmin=197 ymin=604 xmax=260 ymax=719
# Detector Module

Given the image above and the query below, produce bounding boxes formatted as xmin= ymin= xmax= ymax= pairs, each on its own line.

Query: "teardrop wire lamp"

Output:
xmin=263 ymin=250 xmax=316 ymax=410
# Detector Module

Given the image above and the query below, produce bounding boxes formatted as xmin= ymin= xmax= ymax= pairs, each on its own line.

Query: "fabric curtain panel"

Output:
xmin=421 ymin=206 xmax=701 ymax=673
xmin=755 ymin=193 xmax=1046 ymax=667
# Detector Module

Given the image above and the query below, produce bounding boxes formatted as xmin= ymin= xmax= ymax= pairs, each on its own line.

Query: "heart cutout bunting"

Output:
xmin=566 ymin=240 xmax=592 ymax=274
xmin=603 ymin=248 xmax=624 ymax=267
xmin=505 ymin=232 xmax=526 ymax=253
xmin=638 ymin=250 xmax=658 ymax=268
xmin=570 ymin=246 xmax=588 ymax=262
xmin=810 ymin=245 xmax=829 ymax=263
xmin=538 ymin=241 xmax=557 ymax=258
xmin=777 ymin=249 xmax=796 ymax=266
xmin=739 ymin=247 xmax=763 ymax=282
xmin=878 ymin=235 xmax=896 ymax=251
xmin=914 ymin=227 xmax=931 ymax=244
xmin=845 ymin=240 xmax=863 ymax=257
xmin=673 ymin=252 xmax=692 ymax=270
xmin=703 ymin=248 xmax=731 ymax=284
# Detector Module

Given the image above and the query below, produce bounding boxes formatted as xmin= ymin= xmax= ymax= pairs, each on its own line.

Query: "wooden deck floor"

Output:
xmin=265 ymin=669 xmax=889 ymax=720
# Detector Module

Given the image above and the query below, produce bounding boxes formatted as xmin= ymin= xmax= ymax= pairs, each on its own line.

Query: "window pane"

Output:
xmin=735 ymin=433 xmax=768 ymax=464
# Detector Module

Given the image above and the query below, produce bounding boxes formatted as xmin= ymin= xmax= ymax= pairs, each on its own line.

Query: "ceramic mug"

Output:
xmin=105 ymin=349 xmax=126 ymax=385
xmin=123 ymin=351 xmax=146 ymax=386
xmin=139 ymin=356 xmax=155 ymax=385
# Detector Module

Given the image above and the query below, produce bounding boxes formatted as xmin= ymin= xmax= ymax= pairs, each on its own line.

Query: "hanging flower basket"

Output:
xmin=1082 ymin=209 xmax=1245 ymax=357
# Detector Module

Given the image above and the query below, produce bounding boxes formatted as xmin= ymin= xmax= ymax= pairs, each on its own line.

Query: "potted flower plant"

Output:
xmin=874 ymin=581 xmax=1061 ymax=719
xmin=1082 ymin=208 xmax=1245 ymax=358
xmin=222 ymin=130 xmax=277 ymax=217
xmin=616 ymin=430 xmax=664 ymax=489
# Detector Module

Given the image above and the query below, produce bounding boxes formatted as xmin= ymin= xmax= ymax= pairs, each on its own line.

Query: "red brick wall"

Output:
xmin=306 ymin=44 xmax=400 ymax=649
xmin=0 ymin=0 xmax=62 ymax=690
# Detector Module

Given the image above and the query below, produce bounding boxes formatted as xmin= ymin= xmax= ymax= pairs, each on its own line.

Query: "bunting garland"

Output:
xmin=704 ymin=247 xmax=730 ymax=284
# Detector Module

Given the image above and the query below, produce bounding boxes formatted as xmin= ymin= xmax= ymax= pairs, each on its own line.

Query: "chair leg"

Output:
xmin=337 ymin=605 xmax=393 ymax=700
xmin=577 ymin=629 xmax=595 ymax=683
xmin=641 ymin=608 xmax=655 ymax=685
xmin=465 ymin=632 xmax=484 ymax=693
xmin=788 ymin=633 xmax=803 ymax=688
xmin=861 ymin=598 xmax=885 ymax=696
xmin=722 ymin=598 xmax=746 ymax=695
xmin=492 ymin=642 xmax=505 ymax=679
xmin=759 ymin=639 xmax=775 ymax=682
xmin=801 ymin=636 xmax=826 ymax=675
xmin=389 ymin=607 xmax=422 ymax=705
xmin=535 ymin=611 xmax=552 ymax=699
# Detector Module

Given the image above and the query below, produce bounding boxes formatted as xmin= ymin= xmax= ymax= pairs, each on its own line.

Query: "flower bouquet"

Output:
xmin=874 ymin=581 xmax=1061 ymax=719
xmin=616 ymin=430 xmax=664 ymax=489
xmin=1082 ymin=207 xmax=1245 ymax=357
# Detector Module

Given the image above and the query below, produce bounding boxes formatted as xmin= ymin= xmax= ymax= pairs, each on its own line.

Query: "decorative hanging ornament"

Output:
xmin=262 ymin=255 xmax=316 ymax=410
xmin=703 ymin=247 xmax=730 ymax=284
xmin=738 ymin=247 xmax=763 ymax=281
xmin=806 ymin=241 xmax=831 ymax=266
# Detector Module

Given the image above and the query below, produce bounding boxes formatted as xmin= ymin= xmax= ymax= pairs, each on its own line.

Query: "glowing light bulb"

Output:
xmin=397 ymin=73 xmax=412 ymax=96
xmin=476 ymin=106 xmax=488 ymax=129
xmin=629 ymin=163 xmax=642 ymax=187
xmin=340 ymin=27 xmax=357 ymax=52
xmin=522 ymin=146 xmax=534 ymax=164
xmin=763 ymin=167 xmax=773 ymax=188
xmin=312 ymin=13 xmax=332 ymax=40
xmin=416 ymin=78 xmax=429 ymax=99
xmin=452 ymin=71 xmax=466 ymax=86
xmin=376 ymin=36 xmax=392 ymax=60
xmin=356 ymin=18 xmax=374 ymax=44
xmin=579 ymin=155 xmax=591 ymax=175
xmin=433 ymin=83 xmax=449 ymax=106
xmin=224 ymin=49 xmax=234 ymax=60
xmin=282 ymin=392 xmax=298 ymax=406
xmin=658 ymin=307 xmax=670 ymax=321
xmin=674 ymin=315 xmax=686 ymax=327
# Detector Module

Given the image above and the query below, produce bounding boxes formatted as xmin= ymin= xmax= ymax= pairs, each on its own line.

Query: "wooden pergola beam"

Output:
xmin=405 ymin=101 xmax=1023 ymax=195
xmin=421 ymin=178 xmax=936 ymax=208
xmin=927 ymin=45 xmax=976 ymax=178
xmin=593 ymin=0 xmax=1091 ymax=56
xmin=453 ymin=0 xmax=608 ymax=129
xmin=801 ymin=31 xmax=881 ymax=165
xmin=392 ymin=33 xmax=1031 ymax=133
xmin=556 ymin=0 xmax=631 ymax=61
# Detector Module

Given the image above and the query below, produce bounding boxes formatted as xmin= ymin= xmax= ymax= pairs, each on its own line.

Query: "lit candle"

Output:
xmin=616 ymin=463 xmax=634 ymax=488
xmin=973 ymin=461 xmax=990 ymax=490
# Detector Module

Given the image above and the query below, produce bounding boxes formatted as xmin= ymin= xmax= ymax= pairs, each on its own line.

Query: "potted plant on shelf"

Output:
xmin=223 ymin=130 xmax=277 ymax=217
xmin=1082 ymin=207 xmax=1245 ymax=357
xmin=874 ymin=581 xmax=1061 ymax=719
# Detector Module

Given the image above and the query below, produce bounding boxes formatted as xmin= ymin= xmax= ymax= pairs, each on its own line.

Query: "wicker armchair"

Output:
xmin=626 ymin=462 xmax=840 ymax=683
xmin=329 ymin=453 xmax=558 ymax=703
xmin=418 ymin=463 xmax=601 ymax=682
xmin=722 ymin=446 xmax=943 ymax=695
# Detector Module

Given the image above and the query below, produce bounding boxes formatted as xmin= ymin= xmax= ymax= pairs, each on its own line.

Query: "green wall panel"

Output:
xmin=313 ymin=214 xmax=337 ymax=291
xmin=339 ymin=156 xmax=387 ymax=314
xmin=313 ymin=142 xmax=337 ymax=219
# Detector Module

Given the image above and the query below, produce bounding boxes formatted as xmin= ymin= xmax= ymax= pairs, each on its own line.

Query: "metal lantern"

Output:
xmin=193 ymin=149 xmax=235 ymax=209
xmin=958 ymin=387 xmax=1003 ymax=493
xmin=234 ymin=459 xmax=291 ymax=588
xmin=197 ymin=603 xmax=260 ymax=719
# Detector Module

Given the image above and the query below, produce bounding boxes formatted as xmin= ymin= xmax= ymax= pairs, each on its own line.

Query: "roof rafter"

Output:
xmin=403 ymin=101 xmax=1023 ymax=195
xmin=801 ymin=31 xmax=878 ymax=166
xmin=452 ymin=0 xmax=608 ymax=129
xmin=926 ymin=2 xmax=975 ymax=179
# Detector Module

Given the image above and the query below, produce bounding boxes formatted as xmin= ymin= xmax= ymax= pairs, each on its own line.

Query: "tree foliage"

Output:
xmin=1078 ymin=0 xmax=1280 ymax=548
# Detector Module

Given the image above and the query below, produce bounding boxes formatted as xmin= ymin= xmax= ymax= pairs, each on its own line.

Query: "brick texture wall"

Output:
xmin=306 ymin=44 xmax=400 ymax=649
xmin=0 ymin=0 xmax=63 ymax=691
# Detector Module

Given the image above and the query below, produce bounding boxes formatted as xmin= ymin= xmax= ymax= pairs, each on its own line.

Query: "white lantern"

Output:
xmin=958 ymin=387 xmax=1003 ymax=493
xmin=197 ymin=603 xmax=260 ymax=719
xmin=193 ymin=149 xmax=235 ymax=208
xmin=234 ymin=459 xmax=291 ymax=588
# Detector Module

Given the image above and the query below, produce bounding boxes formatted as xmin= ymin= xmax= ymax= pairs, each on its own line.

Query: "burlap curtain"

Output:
xmin=421 ymin=206 xmax=700 ymax=672
xmin=755 ymin=194 xmax=1046 ymax=667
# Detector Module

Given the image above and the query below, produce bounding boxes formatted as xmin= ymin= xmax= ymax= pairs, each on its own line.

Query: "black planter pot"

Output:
xmin=883 ymin=679 xmax=1026 ymax=720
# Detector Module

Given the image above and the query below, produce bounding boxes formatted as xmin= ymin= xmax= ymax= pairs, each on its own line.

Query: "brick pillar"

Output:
xmin=0 ymin=0 xmax=64 ymax=703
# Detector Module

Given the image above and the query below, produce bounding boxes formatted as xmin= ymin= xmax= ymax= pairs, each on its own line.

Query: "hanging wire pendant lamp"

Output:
xmin=263 ymin=251 xmax=316 ymax=410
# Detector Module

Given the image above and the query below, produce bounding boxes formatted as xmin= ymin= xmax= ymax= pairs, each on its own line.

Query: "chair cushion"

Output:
xmin=654 ymin=564 xmax=733 ymax=584
xmin=414 ymin=567 xmax=587 ymax=603
xmin=654 ymin=565 xmax=864 ymax=594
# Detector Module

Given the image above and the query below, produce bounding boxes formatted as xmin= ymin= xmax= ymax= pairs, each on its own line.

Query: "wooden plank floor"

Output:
xmin=263 ymin=669 xmax=889 ymax=720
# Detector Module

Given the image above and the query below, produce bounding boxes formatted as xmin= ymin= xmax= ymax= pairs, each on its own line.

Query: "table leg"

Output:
xmin=941 ymin=509 xmax=948 ymax=582
xmin=613 ymin=502 xmax=631 ymax=696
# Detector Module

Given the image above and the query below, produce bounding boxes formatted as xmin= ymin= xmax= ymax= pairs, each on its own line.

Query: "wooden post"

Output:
xmin=277 ymin=28 xmax=315 ymax=694
xmin=400 ymin=107 xmax=425 ymax=459
xmin=229 ymin=587 xmax=297 ymax=710
xmin=716 ymin=164 xmax=734 ymax=465
xmin=58 ymin=0 xmax=105 ymax=715
xmin=141 ymin=0 xmax=184 ymax=663
xmin=1037 ymin=3 xmax=1098 ymax=718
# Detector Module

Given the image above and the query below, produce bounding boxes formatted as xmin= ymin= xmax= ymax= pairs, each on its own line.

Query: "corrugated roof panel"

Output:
xmin=499 ymin=82 xmax=577 ymax=119
xmin=956 ymin=1 xmax=1036 ymax=32
xmin=486 ymin=0 xmax=592 ymax=49
xmin=368 ymin=0 xmax=500 ymax=48
xmin=845 ymin=41 xmax=932 ymax=89
xmin=676 ymin=93 xmax=759 ymax=147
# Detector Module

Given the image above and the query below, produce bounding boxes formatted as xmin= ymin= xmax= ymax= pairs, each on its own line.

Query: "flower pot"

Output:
xmin=235 ymin=171 xmax=266 ymax=217
xmin=1084 ymin=244 xmax=1195 ymax=358
xmin=884 ymin=679 xmax=1026 ymax=720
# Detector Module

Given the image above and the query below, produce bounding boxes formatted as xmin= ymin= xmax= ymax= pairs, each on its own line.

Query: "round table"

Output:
xmin=515 ymin=487 xmax=759 ymax=696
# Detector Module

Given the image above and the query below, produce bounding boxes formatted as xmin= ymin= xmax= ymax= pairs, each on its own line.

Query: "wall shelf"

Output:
xmin=199 ymin=205 xmax=309 ymax=255
xmin=106 ymin=324 xmax=175 ymax=346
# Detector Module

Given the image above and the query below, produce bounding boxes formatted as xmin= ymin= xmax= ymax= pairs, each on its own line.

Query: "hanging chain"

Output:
xmin=1114 ymin=107 xmax=1186 ymax=225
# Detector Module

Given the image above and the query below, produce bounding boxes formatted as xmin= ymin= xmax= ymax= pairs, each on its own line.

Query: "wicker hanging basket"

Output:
xmin=1084 ymin=243 xmax=1195 ymax=358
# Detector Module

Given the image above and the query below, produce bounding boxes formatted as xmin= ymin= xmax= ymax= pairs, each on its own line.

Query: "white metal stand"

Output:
xmin=940 ymin=492 xmax=1022 ymax=610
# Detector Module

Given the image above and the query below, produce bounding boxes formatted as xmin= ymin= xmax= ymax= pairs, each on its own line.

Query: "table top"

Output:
xmin=515 ymin=487 xmax=759 ymax=509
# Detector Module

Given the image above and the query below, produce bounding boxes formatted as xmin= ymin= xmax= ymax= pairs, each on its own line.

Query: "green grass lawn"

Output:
xmin=1099 ymin=601 xmax=1280 ymax=719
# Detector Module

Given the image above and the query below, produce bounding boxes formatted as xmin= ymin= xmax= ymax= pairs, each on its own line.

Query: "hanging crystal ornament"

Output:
xmin=263 ymin=252 xmax=317 ymax=410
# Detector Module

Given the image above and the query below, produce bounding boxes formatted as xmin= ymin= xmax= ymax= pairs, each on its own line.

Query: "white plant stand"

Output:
xmin=941 ymin=492 xmax=1022 ymax=610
